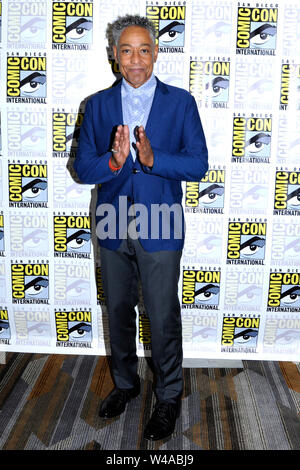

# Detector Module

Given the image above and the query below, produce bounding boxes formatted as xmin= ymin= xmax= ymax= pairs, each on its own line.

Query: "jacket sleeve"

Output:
xmin=142 ymin=95 xmax=208 ymax=182
xmin=73 ymin=98 xmax=119 ymax=184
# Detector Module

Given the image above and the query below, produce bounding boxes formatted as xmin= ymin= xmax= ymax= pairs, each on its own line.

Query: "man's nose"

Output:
xmin=130 ymin=49 xmax=140 ymax=63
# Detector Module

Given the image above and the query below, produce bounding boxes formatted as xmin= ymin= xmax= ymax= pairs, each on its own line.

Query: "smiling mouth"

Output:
xmin=128 ymin=68 xmax=145 ymax=72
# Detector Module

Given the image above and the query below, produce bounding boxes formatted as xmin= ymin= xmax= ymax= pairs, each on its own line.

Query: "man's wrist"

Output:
xmin=109 ymin=157 xmax=122 ymax=171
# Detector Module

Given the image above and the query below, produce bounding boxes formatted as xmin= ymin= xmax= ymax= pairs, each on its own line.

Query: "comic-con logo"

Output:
xmin=263 ymin=315 xmax=300 ymax=354
xmin=273 ymin=170 xmax=300 ymax=216
xmin=53 ymin=215 xmax=91 ymax=258
xmin=190 ymin=2 xmax=232 ymax=54
xmin=0 ymin=214 xmax=4 ymax=256
xmin=52 ymin=55 xmax=87 ymax=104
xmin=8 ymin=162 xmax=48 ymax=208
xmin=182 ymin=269 xmax=221 ymax=309
xmin=96 ymin=265 xmax=105 ymax=305
xmin=52 ymin=112 xmax=83 ymax=157
xmin=221 ymin=314 xmax=260 ymax=352
xmin=52 ymin=159 xmax=91 ymax=209
xmin=189 ymin=59 xmax=230 ymax=108
xmin=224 ymin=268 xmax=264 ymax=312
xmin=229 ymin=167 xmax=269 ymax=216
xmin=271 ymin=221 xmax=300 ymax=267
xmin=13 ymin=308 xmax=51 ymax=346
xmin=279 ymin=62 xmax=300 ymax=111
xmin=236 ymin=6 xmax=278 ymax=55
xmin=10 ymin=213 xmax=48 ymax=257
xmin=7 ymin=1 xmax=47 ymax=47
xmin=227 ymin=220 xmax=267 ymax=264
xmin=52 ymin=1 xmax=93 ymax=49
xmin=182 ymin=312 xmax=217 ymax=349
xmin=11 ymin=263 xmax=49 ymax=303
xmin=54 ymin=261 xmax=91 ymax=305
xmin=55 ymin=309 xmax=92 ymax=347
xmin=267 ymin=271 xmax=300 ymax=312
xmin=0 ymin=309 xmax=10 ymax=345
xmin=232 ymin=115 xmax=272 ymax=163
xmin=185 ymin=169 xmax=225 ymax=214
xmin=139 ymin=312 xmax=151 ymax=347
xmin=146 ymin=4 xmax=186 ymax=52
xmin=6 ymin=54 xmax=47 ymax=103
xmin=7 ymin=109 xmax=47 ymax=157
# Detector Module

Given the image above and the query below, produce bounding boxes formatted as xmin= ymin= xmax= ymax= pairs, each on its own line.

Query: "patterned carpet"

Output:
xmin=0 ymin=353 xmax=299 ymax=450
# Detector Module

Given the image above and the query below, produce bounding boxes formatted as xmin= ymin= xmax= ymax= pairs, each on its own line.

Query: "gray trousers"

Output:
xmin=100 ymin=235 xmax=183 ymax=404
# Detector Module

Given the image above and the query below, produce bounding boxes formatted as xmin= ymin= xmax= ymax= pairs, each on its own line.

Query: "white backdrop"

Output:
xmin=1 ymin=0 xmax=300 ymax=361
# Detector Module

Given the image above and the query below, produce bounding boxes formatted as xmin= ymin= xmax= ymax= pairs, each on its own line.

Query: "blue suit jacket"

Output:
xmin=73 ymin=77 xmax=208 ymax=252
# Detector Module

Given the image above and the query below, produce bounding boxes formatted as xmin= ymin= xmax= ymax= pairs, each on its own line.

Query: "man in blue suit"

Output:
xmin=74 ymin=14 xmax=208 ymax=441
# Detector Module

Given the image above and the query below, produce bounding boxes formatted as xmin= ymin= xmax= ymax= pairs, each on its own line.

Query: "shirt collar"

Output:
xmin=121 ymin=73 xmax=156 ymax=96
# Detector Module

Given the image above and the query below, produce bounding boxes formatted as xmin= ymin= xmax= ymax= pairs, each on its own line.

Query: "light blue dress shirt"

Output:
xmin=121 ymin=73 xmax=157 ymax=161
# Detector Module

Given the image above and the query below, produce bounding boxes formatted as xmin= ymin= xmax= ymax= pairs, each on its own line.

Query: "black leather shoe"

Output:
xmin=143 ymin=401 xmax=180 ymax=441
xmin=99 ymin=381 xmax=140 ymax=419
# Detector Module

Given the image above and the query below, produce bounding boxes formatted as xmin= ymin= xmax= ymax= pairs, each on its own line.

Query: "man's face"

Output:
xmin=113 ymin=25 xmax=158 ymax=88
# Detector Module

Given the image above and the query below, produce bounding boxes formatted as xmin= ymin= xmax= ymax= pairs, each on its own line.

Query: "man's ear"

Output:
xmin=113 ymin=45 xmax=118 ymax=63
xmin=153 ymin=44 xmax=159 ymax=63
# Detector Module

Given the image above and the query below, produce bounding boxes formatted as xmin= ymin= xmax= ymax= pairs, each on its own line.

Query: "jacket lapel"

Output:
xmin=107 ymin=80 xmax=123 ymax=126
xmin=145 ymin=77 xmax=169 ymax=142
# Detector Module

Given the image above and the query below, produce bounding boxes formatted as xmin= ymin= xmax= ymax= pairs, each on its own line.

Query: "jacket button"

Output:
xmin=133 ymin=168 xmax=139 ymax=174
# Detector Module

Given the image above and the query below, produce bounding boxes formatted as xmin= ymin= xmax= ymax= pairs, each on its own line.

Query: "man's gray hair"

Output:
xmin=106 ymin=14 xmax=157 ymax=48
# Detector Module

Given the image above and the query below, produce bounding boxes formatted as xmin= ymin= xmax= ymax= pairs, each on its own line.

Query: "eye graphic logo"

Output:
xmin=8 ymin=163 xmax=48 ymax=207
xmin=159 ymin=20 xmax=185 ymax=47
xmin=232 ymin=116 xmax=272 ymax=163
xmin=185 ymin=169 xmax=225 ymax=213
xmin=146 ymin=5 xmax=185 ymax=52
xmin=267 ymin=272 xmax=300 ymax=312
xmin=20 ymin=71 xmax=46 ymax=97
xmin=227 ymin=221 xmax=267 ymax=264
xmin=182 ymin=269 xmax=221 ymax=309
xmin=221 ymin=315 xmax=260 ymax=352
xmin=273 ymin=171 xmax=300 ymax=215
xmin=7 ymin=56 xmax=47 ymax=102
xmin=52 ymin=1 xmax=93 ymax=49
xmin=53 ymin=215 xmax=91 ymax=258
xmin=11 ymin=263 xmax=49 ymax=303
xmin=236 ymin=7 xmax=278 ymax=55
xmin=55 ymin=310 xmax=92 ymax=347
